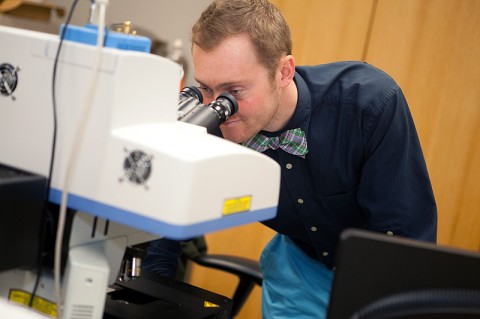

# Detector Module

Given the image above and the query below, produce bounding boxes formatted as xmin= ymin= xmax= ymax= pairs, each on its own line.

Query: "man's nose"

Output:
xmin=203 ymin=91 xmax=222 ymax=104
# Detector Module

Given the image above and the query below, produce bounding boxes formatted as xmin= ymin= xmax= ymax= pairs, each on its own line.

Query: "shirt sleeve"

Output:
xmin=357 ymin=85 xmax=437 ymax=242
xmin=142 ymin=238 xmax=182 ymax=278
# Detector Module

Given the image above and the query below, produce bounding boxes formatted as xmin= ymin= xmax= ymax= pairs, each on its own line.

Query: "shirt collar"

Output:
xmin=261 ymin=70 xmax=312 ymax=138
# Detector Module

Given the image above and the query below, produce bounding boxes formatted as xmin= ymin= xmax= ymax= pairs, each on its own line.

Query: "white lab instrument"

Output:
xmin=0 ymin=23 xmax=280 ymax=319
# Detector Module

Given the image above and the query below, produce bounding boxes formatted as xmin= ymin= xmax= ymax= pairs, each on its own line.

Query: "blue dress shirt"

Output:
xmin=260 ymin=62 xmax=437 ymax=268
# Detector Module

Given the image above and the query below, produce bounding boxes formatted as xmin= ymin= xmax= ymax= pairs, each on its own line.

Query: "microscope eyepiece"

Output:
xmin=177 ymin=87 xmax=238 ymax=134
xmin=208 ymin=92 xmax=238 ymax=122
xmin=179 ymin=86 xmax=203 ymax=104
xmin=177 ymin=86 xmax=204 ymax=120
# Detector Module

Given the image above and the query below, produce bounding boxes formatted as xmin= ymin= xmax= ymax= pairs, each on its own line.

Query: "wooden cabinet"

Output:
xmin=366 ymin=0 xmax=480 ymax=251
xmin=272 ymin=0 xmax=375 ymax=63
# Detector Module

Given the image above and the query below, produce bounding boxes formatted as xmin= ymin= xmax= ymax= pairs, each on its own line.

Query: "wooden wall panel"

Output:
xmin=272 ymin=0 xmax=374 ymax=64
xmin=365 ymin=0 xmax=480 ymax=250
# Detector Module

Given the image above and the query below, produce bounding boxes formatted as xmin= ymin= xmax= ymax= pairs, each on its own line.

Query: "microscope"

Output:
xmin=0 ymin=2 xmax=280 ymax=318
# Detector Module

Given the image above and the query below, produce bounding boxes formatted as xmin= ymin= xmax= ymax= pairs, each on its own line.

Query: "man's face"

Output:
xmin=192 ymin=34 xmax=281 ymax=143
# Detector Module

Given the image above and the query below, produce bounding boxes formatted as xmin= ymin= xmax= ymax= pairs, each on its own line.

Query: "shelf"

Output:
xmin=0 ymin=0 xmax=65 ymax=21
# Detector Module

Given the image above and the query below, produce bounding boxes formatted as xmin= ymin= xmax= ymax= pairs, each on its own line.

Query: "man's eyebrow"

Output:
xmin=194 ymin=79 xmax=209 ymax=88
xmin=194 ymin=79 xmax=244 ymax=90
xmin=193 ymin=77 xmax=203 ymax=85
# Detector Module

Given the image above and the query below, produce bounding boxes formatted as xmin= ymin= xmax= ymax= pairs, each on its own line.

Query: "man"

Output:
xmin=188 ymin=0 xmax=437 ymax=317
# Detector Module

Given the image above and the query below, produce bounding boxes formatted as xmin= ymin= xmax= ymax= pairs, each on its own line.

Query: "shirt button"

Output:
xmin=386 ymin=231 xmax=394 ymax=236
xmin=297 ymin=198 xmax=304 ymax=204
xmin=322 ymin=251 xmax=329 ymax=257
xmin=285 ymin=163 xmax=293 ymax=169
xmin=310 ymin=226 xmax=317 ymax=232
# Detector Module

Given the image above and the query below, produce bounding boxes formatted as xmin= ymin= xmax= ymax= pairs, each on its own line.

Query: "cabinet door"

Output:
xmin=273 ymin=0 xmax=375 ymax=64
xmin=365 ymin=0 xmax=480 ymax=251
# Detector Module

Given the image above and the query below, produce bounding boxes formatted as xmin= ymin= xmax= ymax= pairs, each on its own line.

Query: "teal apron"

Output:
xmin=261 ymin=234 xmax=333 ymax=319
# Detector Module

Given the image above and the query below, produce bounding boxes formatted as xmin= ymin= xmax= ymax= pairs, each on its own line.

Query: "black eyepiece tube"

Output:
xmin=178 ymin=92 xmax=238 ymax=134
xmin=179 ymin=86 xmax=203 ymax=104
xmin=216 ymin=92 xmax=238 ymax=116
xmin=177 ymin=86 xmax=204 ymax=120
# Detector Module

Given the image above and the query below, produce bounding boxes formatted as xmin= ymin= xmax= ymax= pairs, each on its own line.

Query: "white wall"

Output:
xmin=0 ymin=0 xmax=213 ymax=85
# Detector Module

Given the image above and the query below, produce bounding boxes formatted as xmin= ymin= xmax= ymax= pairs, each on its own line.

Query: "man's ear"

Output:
xmin=279 ymin=55 xmax=295 ymax=88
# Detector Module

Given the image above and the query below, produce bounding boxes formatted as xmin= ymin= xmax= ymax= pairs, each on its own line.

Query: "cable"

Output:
xmin=53 ymin=0 xmax=109 ymax=317
xmin=29 ymin=0 xmax=80 ymax=310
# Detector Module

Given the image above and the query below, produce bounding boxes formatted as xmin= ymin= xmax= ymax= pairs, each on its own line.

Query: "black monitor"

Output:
xmin=0 ymin=163 xmax=46 ymax=271
xmin=327 ymin=229 xmax=480 ymax=319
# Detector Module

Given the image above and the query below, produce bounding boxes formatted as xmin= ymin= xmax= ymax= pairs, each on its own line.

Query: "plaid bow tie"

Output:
xmin=243 ymin=128 xmax=308 ymax=158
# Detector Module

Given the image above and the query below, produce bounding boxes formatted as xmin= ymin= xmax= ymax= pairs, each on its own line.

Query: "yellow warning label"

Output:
xmin=204 ymin=300 xmax=220 ymax=308
xmin=222 ymin=196 xmax=251 ymax=215
xmin=9 ymin=289 xmax=57 ymax=317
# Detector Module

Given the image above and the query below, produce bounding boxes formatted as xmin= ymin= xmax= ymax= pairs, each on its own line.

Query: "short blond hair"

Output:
xmin=192 ymin=0 xmax=292 ymax=80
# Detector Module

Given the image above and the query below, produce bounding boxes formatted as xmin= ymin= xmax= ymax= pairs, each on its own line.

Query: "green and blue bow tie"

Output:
xmin=243 ymin=128 xmax=308 ymax=158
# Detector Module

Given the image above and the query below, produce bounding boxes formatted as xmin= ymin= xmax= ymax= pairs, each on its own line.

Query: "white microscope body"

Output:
xmin=0 ymin=23 xmax=280 ymax=318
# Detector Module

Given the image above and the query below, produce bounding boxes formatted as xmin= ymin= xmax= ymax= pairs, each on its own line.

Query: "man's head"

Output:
xmin=191 ymin=0 xmax=297 ymax=143
xmin=192 ymin=0 xmax=292 ymax=81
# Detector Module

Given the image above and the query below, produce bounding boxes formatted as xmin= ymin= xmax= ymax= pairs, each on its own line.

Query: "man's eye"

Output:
xmin=199 ymin=87 xmax=212 ymax=96
xmin=228 ymin=89 xmax=243 ymax=97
